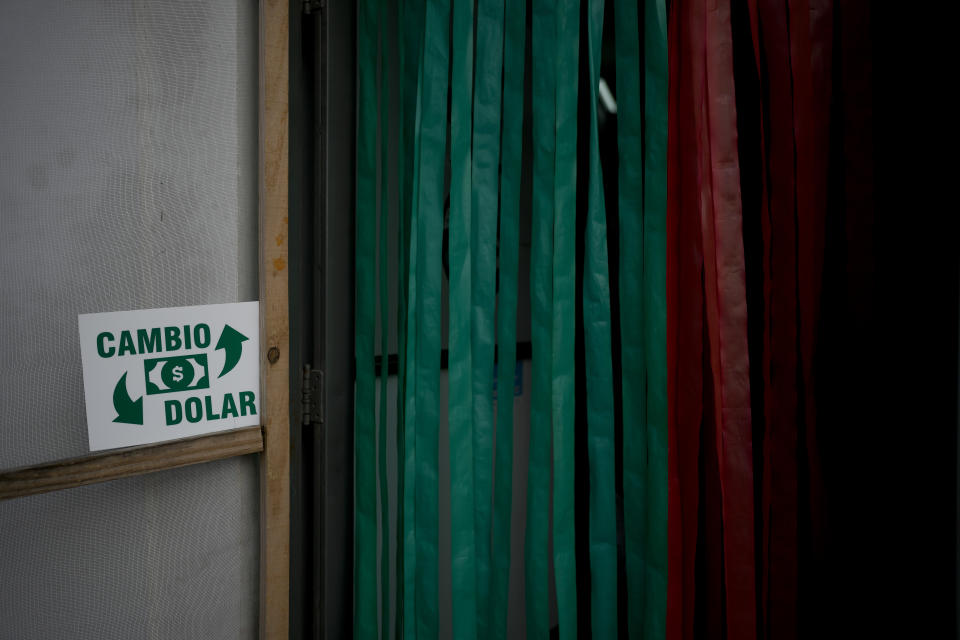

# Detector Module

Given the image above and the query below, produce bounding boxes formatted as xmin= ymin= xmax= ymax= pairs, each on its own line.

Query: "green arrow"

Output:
xmin=112 ymin=371 xmax=143 ymax=425
xmin=215 ymin=324 xmax=249 ymax=378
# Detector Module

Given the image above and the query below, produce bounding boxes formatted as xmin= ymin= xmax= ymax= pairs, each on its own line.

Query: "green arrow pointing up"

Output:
xmin=113 ymin=371 xmax=143 ymax=425
xmin=216 ymin=324 xmax=249 ymax=378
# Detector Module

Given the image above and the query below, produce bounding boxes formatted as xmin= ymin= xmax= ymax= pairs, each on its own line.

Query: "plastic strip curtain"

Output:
xmin=397 ymin=1 xmax=424 ymax=638
xmin=616 ymin=0 xmax=669 ymax=637
xmin=470 ymin=1 xmax=505 ymax=638
xmin=665 ymin=0 xmax=758 ymax=639
xmin=378 ymin=4 xmax=393 ymax=639
xmin=358 ymin=1 xmax=397 ymax=638
xmin=583 ymin=1 xmax=617 ymax=640
xmin=448 ymin=0 xmax=477 ymax=635
xmin=490 ymin=0 xmax=524 ymax=638
xmin=664 ymin=0 xmax=847 ymax=637
xmin=614 ymin=2 xmax=648 ymax=638
xmin=642 ymin=2 xmax=670 ymax=638
xmin=743 ymin=1 xmax=834 ymax=638
xmin=745 ymin=2 xmax=833 ymax=637
xmin=551 ymin=1 xmax=580 ymax=638
xmin=374 ymin=0 xmax=873 ymax=637
xmin=698 ymin=0 xmax=758 ymax=633
xmin=665 ymin=0 xmax=703 ymax=636
xmin=358 ymin=1 xmax=670 ymax=638
xmin=526 ymin=0 xmax=557 ymax=636
xmin=412 ymin=1 xmax=450 ymax=638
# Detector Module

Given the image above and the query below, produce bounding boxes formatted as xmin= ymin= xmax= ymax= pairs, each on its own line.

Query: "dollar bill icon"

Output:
xmin=144 ymin=354 xmax=210 ymax=395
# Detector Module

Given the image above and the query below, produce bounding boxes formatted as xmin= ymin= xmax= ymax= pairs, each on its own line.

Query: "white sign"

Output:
xmin=78 ymin=302 xmax=260 ymax=451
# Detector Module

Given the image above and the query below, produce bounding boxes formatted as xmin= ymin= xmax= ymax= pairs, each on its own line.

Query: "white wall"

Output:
xmin=0 ymin=2 xmax=260 ymax=637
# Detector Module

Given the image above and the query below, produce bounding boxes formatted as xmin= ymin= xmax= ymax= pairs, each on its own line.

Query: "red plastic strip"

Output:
xmin=702 ymin=345 xmax=725 ymax=639
xmin=757 ymin=1 xmax=799 ymax=636
xmin=666 ymin=1 xmax=705 ymax=639
xmin=699 ymin=0 xmax=758 ymax=637
xmin=788 ymin=2 xmax=826 ymax=623
xmin=803 ymin=0 xmax=834 ymax=558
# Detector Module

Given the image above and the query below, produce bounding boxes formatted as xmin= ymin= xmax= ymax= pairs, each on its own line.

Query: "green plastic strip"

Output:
xmin=414 ymin=0 xmax=450 ymax=637
xmin=613 ymin=0 xmax=646 ymax=635
xmin=395 ymin=0 xmax=405 ymax=628
xmin=552 ymin=1 xmax=579 ymax=637
xmin=398 ymin=0 xmax=425 ymax=636
xmin=449 ymin=0 xmax=477 ymax=635
xmin=470 ymin=0 xmax=505 ymax=635
xmin=355 ymin=0 xmax=378 ymax=637
xmin=490 ymin=0 xmax=525 ymax=637
xmin=401 ymin=88 xmax=421 ymax=640
xmin=400 ymin=0 xmax=426 ymax=318
xmin=583 ymin=0 xmax=618 ymax=637
xmin=527 ymin=0 xmax=556 ymax=636
xmin=377 ymin=1 xmax=391 ymax=636
xmin=642 ymin=0 xmax=669 ymax=636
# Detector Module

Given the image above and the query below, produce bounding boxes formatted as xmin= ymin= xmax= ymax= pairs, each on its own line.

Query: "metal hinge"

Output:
xmin=301 ymin=364 xmax=324 ymax=426
xmin=303 ymin=0 xmax=323 ymax=15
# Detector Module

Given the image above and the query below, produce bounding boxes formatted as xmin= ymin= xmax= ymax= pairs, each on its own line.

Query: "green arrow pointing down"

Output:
xmin=113 ymin=371 xmax=143 ymax=425
xmin=215 ymin=324 xmax=249 ymax=378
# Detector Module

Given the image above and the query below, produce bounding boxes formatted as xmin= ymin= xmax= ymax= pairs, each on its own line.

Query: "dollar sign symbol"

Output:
xmin=172 ymin=365 xmax=184 ymax=382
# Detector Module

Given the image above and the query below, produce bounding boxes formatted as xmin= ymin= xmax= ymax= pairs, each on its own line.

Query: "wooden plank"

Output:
xmin=0 ymin=426 xmax=264 ymax=501
xmin=259 ymin=0 xmax=291 ymax=638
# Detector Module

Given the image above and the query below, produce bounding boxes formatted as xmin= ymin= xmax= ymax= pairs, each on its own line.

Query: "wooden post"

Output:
xmin=259 ymin=0 xmax=290 ymax=638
